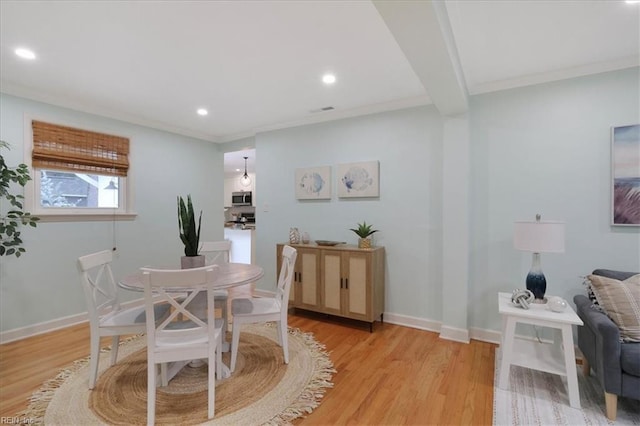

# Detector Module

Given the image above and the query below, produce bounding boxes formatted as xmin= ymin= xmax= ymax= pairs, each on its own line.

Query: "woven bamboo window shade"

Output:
xmin=32 ymin=120 xmax=129 ymax=177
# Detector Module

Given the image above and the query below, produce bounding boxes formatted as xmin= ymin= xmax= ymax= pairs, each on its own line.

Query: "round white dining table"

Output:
xmin=118 ymin=262 xmax=264 ymax=292
xmin=118 ymin=262 xmax=264 ymax=380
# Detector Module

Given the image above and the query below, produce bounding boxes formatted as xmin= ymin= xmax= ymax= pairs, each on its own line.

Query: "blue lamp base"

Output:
xmin=526 ymin=272 xmax=547 ymax=300
xmin=526 ymin=252 xmax=547 ymax=300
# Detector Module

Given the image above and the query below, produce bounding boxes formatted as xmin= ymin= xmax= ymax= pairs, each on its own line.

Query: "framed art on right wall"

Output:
xmin=612 ymin=124 xmax=640 ymax=226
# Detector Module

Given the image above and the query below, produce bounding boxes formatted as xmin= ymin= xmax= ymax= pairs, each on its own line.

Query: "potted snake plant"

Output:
xmin=178 ymin=194 xmax=204 ymax=269
xmin=350 ymin=221 xmax=378 ymax=249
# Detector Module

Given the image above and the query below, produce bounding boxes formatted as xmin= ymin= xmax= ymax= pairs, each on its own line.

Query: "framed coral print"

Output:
xmin=337 ymin=161 xmax=379 ymax=198
xmin=295 ymin=166 xmax=331 ymax=199
xmin=611 ymin=124 xmax=640 ymax=226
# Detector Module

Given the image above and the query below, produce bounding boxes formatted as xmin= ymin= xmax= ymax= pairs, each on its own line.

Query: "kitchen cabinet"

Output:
xmin=224 ymin=228 xmax=255 ymax=264
xmin=277 ymin=243 xmax=384 ymax=328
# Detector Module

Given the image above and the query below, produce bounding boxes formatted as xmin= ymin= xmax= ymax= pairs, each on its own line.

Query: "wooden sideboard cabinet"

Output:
xmin=277 ymin=243 xmax=385 ymax=329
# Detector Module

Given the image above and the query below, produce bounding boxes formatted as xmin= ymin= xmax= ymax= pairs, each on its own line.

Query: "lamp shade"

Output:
xmin=513 ymin=221 xmax=565 ymax=253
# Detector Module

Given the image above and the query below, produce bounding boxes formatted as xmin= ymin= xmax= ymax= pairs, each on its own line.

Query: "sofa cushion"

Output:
xmin=621 ymin=343 xmax=640 ymax=377
xmin=588 ymin=273 xmax=640 ymax=342
xmin=592 ymin=269 xmax=637 ymax=281
xmin=590 ymin=270 xmax=637 ymax=308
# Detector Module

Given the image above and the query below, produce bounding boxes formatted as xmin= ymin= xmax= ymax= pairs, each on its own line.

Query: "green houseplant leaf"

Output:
xmin=1 ymin=140 xmax=39 ymax=257
xmin=349 ymin=221 xmax=378 ymax=238
xmin=177 ymin=194 xmax=202 ymax=256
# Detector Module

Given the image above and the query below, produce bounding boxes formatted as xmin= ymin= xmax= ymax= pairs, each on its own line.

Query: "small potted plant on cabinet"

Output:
xmin=350 ymin=221 xmax=378 ymax=249
xmin=178 ymin=194 xmax=204 ymax=268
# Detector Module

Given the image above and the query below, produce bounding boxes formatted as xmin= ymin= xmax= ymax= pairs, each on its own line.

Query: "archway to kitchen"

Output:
xmin=223 ymin=148 xmax=256 ymax=264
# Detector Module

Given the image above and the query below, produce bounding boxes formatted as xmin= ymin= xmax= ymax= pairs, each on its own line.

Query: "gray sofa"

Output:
xmin=574 ymin=269 xmax=640 ymax=421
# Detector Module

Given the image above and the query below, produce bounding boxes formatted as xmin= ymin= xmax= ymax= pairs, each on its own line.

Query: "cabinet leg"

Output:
xmin=370 ymin=322 xmax=373 ymax=333
xmin=380 ymin=313 xmax=384 ymax=323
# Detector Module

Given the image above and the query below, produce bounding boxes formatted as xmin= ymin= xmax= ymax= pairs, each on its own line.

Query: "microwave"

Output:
xmin=232 ymin=191 xmax=252 ymax=206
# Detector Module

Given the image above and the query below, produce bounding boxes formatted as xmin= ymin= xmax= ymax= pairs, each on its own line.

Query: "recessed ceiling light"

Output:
xmin=197 ymin=108 xmax=208 ymax=116
xmin=322 ymin=74 xmax=336 ymax=85
xmin=15 ymin=48 xmax=36 ymax=60
xmin=626 ymin=0 xmax=640 ymax=4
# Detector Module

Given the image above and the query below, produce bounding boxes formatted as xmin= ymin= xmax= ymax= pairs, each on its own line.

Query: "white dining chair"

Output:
xmin=200 ymin=240 xmax=232 ymax=337
xmin=141 ymin=265 xmax=223 ymax=426
xmin=78 ymin=249 xmax=170 ymax=390
xmin=229 ymin=245 xmax=297 ymax=372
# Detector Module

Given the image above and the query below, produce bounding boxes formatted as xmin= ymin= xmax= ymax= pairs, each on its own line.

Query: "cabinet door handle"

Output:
xmin=340 ymin=278 xmax=343 ymax=288
xmin=345 ymin=278 xmax=349 ymax=289
xmin=299 ymin=272 xmax=302 ymax=281
xmin=294 ymin=272 xmax=298 ymax=282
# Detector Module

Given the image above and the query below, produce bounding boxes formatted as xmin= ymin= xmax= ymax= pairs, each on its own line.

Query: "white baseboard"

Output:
xmin=2 ymin=295 xmax=506 ymax=348
xmin=376 ymin=313 xmax=505 ymax=345
xmin=439 ymin=325 xmax=470 ymax=343
xmin=383 ymin=312 xmax=441 ymax=334
xmin=469 ymin=327 xmax=501 ymax=345
xmin=1 ymin=312 xmax=88 ymax=344
xmin=0 ymin=298 xmax=145 ymax=344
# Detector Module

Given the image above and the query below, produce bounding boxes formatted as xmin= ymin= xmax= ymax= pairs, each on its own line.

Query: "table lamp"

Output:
xmin=513 ymin=214 xmax=565 ymax=302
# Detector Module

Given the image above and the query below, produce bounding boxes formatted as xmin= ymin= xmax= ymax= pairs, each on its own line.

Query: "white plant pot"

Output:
xmin=181 ymin=255 xmax=205 ymax=269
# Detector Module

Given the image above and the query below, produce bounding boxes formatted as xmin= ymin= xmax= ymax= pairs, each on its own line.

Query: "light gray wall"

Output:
xmin=469 ymin=67 xmax=640 ymax=331
xmin=220 ymin=136 xmax=255 ymax=154
xmin=0 ymin=94 xmax=224 ymax=332
xmin=2 ymin=67 xmax=639 ymax=336
xmin=250 ymin=67 xmax=639 ymax=334
xmin=253 ymin=106 xmax=445 ymax=320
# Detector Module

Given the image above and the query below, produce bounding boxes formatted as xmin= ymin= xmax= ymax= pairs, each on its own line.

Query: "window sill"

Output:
xmin=34 ymin=212 xmax=138 ymax=222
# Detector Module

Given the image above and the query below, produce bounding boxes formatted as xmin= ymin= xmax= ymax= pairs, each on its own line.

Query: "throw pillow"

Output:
xmin=587 ymin=274 xmax=640 ymax=342
xmin=583 ymin=276 xmax=601 ymax=309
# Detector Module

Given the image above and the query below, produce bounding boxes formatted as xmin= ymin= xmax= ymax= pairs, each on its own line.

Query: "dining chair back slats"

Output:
xmin=78 ymin=249 xmax=149 ymax=390
xmin=201 ymin=240 xmax=231 ymax=265
xmin=275 ymin=245 xmax=296 ymax=310
xmin=229 ymin=245 xmax=297 ymax=372
xmin=200 ymin=240 xmax=232 ymax=338
xmin=141 ymin=265 xmax=222 ymax=425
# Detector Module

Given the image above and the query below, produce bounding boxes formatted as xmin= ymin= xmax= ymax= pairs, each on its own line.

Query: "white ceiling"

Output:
xmin=1 ymin=0 xmax=639 ymax=152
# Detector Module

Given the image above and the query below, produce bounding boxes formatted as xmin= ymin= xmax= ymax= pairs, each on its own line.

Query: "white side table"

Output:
xmin=497 ymin=292 xmax=584 ymax=408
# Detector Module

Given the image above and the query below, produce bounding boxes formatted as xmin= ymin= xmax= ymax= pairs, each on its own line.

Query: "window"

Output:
xmin=26 ymin=120 xmax=134 ymax=220
xmin=38 ymin=170 xmax=119 ymax=208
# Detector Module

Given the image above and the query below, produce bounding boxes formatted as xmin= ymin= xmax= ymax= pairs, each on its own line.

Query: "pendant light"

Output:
xmin=104 ymin=179 xmax=118 ymax=190
xmin=240 ymin=156 xmax=252 ymax=187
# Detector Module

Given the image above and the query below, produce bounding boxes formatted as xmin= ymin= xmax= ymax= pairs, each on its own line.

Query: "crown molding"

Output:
xmin=0 ymin=83 xmax=221 ymax=143
xmin=244 ymin=95 xmax=432 ymax=140
xmin=469 ymin=56 xmax=640 ymax=95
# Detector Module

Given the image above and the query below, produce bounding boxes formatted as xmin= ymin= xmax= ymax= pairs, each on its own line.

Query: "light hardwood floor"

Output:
xmin=0 ymin=311 xmax=496 ymax=425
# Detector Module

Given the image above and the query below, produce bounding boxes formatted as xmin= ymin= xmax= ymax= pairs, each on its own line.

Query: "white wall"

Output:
xmin=254 ymin=106 xmax=445 ymax=320
xmin=0 ymin=94 xmax=224 ymax=333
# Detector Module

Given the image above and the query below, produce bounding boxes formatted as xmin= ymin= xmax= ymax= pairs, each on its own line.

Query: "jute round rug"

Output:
xmin=21 ymin=324 xmax=335 ymax=425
